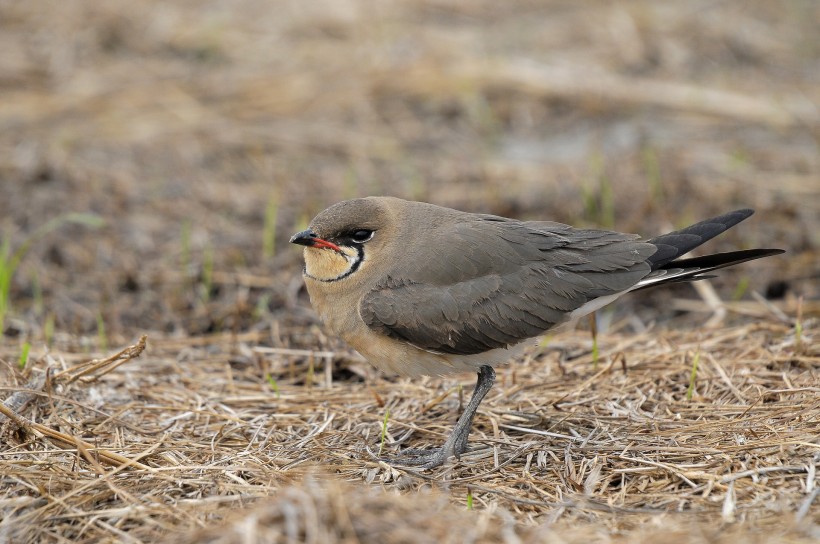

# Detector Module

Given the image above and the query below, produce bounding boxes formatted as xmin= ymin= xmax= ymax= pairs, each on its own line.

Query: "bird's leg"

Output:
xmin=383 ymin=365 xmax=496 ymax=469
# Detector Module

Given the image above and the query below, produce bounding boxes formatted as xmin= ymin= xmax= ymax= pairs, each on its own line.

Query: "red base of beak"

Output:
xmin=312 ymin=238 xmax=342 ymax=252
xmin=290 ymin=229 xmax=343 ymax=252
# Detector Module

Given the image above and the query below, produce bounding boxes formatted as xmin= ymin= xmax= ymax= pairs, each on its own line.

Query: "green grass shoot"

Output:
xmin=180 ymin=219 xmax=192 ymax=270
xmin=466 ymin=487 xmax=473 ymax=510
xmin=1 ymin=235 xmax=13 ymax=333
xmin=642 ymin=146 xmax=664 ymax=206
xmin=0 ymin=213 xmax=103 ymax=333
xmin=18 ymin=342 xmax=30 ymax=370
xmin=686 ymin=351 xmax=701 ymax=401
xmin=406 ymin=164 xmax=426 ymax=202
xmin=44 ymin=313 xmax=54 ymax=347
xmin=591 ymin=335 xmax=599 ymax=370
xmin=598 ymin=172 xmax=615 ymax=229
xmin=254 ymin=293 xmax=271 ymax=319
xmin=580 ymin=182 xmax=600 ymax=226
xmin=589 ymin=314 xmax=599 ymax=370
xmin=262 ymin=195 xmax=278 ymax=259
xmin=266 ymin=373 xmax=280 ymax=398
xmin=465 ymin=91 xmax=501 ymax=145
xmin=581 ymin=154 xmax=615 ymax=229
xmin=732 ymin=276 xmax=750 ymax=301
xmin=729 ymin=148 xmax=751 ymax=170
xmin=379 ymin=407 xmax=390 ymax=456
xmin=31 ymin=271 xmax=43 ymax=316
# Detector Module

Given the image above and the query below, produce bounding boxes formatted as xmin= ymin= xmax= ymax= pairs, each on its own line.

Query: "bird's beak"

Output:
xmin=289 ymin=229 xmax=342 ymax=252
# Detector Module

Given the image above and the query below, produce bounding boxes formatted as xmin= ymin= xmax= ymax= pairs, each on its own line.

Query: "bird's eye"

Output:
xmin=350 ymin=229 xmax=374 ymax=243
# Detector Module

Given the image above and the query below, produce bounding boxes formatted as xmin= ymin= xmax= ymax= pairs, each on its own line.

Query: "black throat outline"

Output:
xmin=303 ymin=245 xmax=364 ymax=283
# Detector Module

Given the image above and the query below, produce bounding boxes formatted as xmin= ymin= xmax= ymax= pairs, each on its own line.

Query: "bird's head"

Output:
xmin=290 ymin=197 xmax=397 ymax=283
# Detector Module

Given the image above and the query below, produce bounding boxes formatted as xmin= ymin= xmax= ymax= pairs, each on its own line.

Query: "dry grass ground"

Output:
xmin=1 ymin=319 xmax=817 ymax=542
xmin=0 ymin=0 xmax=818 ymax=542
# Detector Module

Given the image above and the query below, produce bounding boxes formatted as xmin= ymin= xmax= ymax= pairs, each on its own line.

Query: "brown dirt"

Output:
xmin=0 ymin=0 xmax=817 ymax=542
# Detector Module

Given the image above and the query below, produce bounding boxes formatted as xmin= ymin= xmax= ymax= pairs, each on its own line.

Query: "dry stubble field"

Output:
xmin=0 ymin=1 xmax=818 ymax=542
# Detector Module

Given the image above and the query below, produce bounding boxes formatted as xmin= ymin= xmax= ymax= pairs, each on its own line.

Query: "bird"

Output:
xmin=290 ymin=197 xmax=783 ymax=469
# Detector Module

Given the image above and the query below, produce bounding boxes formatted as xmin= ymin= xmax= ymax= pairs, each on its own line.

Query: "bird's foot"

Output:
xmin=371 ymin=366 xmax=496 ymax=471
xmin=380 ymin=444 xmax=461 ymax=469
xmin=378 ymin=426 xmax=473 ymax=469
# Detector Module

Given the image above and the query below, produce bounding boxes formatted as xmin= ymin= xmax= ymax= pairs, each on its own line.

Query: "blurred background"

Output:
xmin=0 ymin=0 xmax=817 ymax=347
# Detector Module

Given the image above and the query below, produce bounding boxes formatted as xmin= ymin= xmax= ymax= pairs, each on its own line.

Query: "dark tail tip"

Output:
xmin=647 ymin=209 xmax=759 ymax=269
xmin=659 ymin=248 xmax=785 ymax=271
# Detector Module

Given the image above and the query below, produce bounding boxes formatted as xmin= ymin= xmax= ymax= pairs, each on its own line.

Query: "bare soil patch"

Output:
xmin=0 ymin=0 xmax=817 ymax=541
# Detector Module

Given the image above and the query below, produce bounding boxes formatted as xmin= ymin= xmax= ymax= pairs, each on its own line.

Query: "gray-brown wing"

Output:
xmin=360 ymin=218 xmax=657 ymax=355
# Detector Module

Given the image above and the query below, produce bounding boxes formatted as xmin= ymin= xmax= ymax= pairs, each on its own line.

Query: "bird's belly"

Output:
xmin=344 ymin=328 xmax=531 ymax=377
